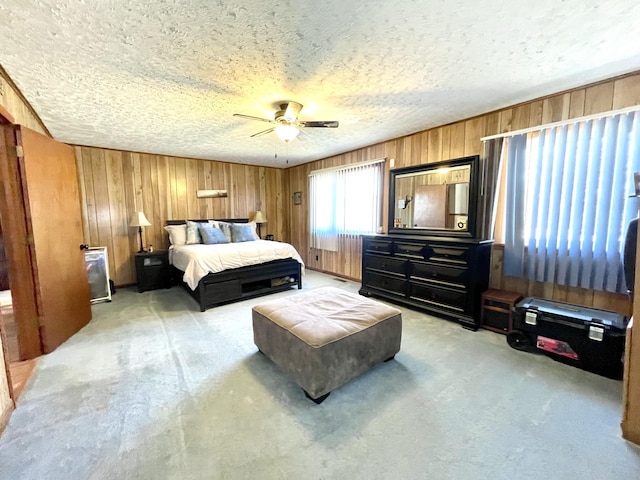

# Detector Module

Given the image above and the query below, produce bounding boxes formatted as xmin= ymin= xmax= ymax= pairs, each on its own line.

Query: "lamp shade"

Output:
xmin=253 ymin=211 xmax=266 ymax=223
xmin=129 ymin=211 xmax=151 ymax=227
xmin=274 ymin=124 xmax=299 ymax=142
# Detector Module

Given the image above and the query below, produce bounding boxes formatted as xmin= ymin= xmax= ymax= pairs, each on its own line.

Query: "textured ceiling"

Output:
xmin=1 ymin=1 xmax=640 ymax=168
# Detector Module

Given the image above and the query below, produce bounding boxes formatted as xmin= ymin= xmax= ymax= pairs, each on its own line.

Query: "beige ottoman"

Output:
xmin=252 ymin=287 xmax=402 ymax=403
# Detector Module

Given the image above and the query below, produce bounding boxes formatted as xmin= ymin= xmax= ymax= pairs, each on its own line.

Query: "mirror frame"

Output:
xmin=388 ymin=155 xmax=480 ymax=238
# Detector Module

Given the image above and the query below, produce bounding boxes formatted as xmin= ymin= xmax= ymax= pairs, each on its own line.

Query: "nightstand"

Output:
xmin=481 ymin=289 xmax=523 ymax=334
xmin=135 ymin=250 xmax=172 ymax=293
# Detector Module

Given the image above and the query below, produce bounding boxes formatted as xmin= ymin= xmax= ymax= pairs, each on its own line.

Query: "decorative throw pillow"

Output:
xmin=214 ymin=221 xmax=233 ymax=242
xmin=230 ymin=223 xmax=258 ymax=243
xmin=199 ymin=224 xmax=228 ymax=245
xmin=164 ymin=225 xmax=187 ymax=245
xmin=245 ymin=221 xmax=260 ymax=240
xmin=185 ymin=220 xmax=202 ymax=244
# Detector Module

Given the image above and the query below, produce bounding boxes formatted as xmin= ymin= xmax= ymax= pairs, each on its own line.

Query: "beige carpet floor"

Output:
xmin=0 ymin=271 xmax=639 ymax=479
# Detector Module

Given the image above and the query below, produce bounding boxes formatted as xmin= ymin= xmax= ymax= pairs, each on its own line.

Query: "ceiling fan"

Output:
xmin=233 ymin=101 xmax=339 ymax=142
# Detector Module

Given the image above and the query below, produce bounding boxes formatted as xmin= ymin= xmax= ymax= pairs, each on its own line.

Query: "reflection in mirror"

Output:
xmin=393 ymin=164 xmax=471 ymax=231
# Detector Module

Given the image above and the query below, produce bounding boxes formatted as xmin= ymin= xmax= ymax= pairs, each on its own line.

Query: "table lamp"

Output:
xmin=129 ymin=211 xmax=151 ymax=253
xmin=252 ymin=211 xmax=267 ymax=239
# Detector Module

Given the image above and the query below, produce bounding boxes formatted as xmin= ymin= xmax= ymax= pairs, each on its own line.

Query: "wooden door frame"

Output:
xmin=0 ymin=120 xmax=42 ymax=360
xmin=0 ymin=105 xmax=14 ymax=125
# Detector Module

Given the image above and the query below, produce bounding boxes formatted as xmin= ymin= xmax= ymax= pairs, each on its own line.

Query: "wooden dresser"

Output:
xmin=359 ymin=234 xmax=493 ymax=330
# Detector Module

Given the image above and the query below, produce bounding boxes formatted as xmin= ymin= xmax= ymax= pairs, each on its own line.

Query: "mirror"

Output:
xmin=389 ymin=155 xmax=479 ymax=237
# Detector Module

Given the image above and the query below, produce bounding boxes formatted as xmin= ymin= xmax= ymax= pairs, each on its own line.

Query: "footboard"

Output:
xmin=174 ymin=259 xmax=302 ymax=311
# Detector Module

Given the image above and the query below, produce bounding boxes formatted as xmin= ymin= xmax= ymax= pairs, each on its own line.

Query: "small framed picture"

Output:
xmin=293 ymin=191 xmax=302 ymax=205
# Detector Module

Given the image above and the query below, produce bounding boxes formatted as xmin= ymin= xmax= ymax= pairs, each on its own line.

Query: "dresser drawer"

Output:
xmin=365 ymin=272 xmax=407 ymax=296
xmin=395 ymin=242 xmax=425 ymax=258
xmin=364 ymin=254 xmax=406 ymax=276
xmin=424 ymin=245 xmax=470 ymax=265
xmin=409 ymin=282 xmax=467 ymax=313
xmin=410 ymin=261 xmax=467 ymax=288
xmin=365 ymin=239 xmax=393 ymax=255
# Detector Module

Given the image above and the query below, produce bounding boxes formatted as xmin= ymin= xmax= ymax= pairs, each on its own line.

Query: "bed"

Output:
xmin=166 ymin=219 xmax=304 ymax=311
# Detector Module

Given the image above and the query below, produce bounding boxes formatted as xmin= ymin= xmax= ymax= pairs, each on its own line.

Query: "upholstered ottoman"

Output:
xmin=252 ymin=287 xmax=402 ymax=403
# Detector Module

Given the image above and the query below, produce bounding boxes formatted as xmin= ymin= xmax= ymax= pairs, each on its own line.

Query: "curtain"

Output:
xmin=503 ymin=134 xmax=529 ymax=277
xmin=502 ymin=111 xmax=640 ymax=293
xmin=477 ymin=138 xmax=505 ymax=240
xmin=309 ymin=160 xmax=384 ymax=252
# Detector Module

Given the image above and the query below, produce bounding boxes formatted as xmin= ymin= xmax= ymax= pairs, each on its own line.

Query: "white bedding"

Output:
xmin=170 ymin=240 xmax=305 ymax=290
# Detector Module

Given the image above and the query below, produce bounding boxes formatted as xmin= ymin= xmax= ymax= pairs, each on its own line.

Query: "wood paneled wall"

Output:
xmin=75 ymin=147 xmax=288 ymax=286
xmin=0 ymin=68 xmax=48 ymax=135
xmin=287 ymin=72 xmax=640 ymax=317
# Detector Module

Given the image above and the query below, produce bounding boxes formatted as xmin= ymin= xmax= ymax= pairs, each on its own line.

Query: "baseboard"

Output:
xmin=0 ymin=402 xmax=14 ymax=435
xmin=306 ymin=267 xmax=359 ymax=283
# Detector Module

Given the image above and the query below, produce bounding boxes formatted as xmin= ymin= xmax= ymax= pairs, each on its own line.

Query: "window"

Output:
xmin=501 ymin=111 xmax=640 ymax=293
xmin=309 ymin=160 xmax=384 ymax=251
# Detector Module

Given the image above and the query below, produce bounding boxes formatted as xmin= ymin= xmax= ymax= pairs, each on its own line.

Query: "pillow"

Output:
xmin=245 ymin=221 xmax=260 ymax=240
xmin=186 ymin=220 xmax=203 ymax=244
xmin=164 ymin=225 xmax=187 ymax=245
xmin=198 ymin=224 xmax=228 ymax=245
xmin=212 ymin=221 xmax=233 ymax=242
xmin=230 ymin=223 xmax=259 ymax=243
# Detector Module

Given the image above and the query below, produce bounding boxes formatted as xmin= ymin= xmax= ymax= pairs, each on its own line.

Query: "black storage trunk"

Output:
xmin=510 ymin=297 xmax=627 ymax=379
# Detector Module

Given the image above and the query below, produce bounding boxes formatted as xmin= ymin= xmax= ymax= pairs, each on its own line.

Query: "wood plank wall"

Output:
xmin=0 ymin=68 xmax=48 ymax=135
xmin=287 ymin=72 xmax=640 ymax=317
xmin=75 ymin=147 xmax=288 ymax=286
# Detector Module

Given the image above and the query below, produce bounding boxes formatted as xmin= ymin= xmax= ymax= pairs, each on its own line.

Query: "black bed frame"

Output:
xmin=167 ymin=219 xmax=302 ymax=311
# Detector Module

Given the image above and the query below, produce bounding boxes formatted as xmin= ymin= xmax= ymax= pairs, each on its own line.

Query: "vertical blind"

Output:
xmin=503 ymin=111 xmax=640 ymax=293
xmin=309 ymin=160 xmax=384 ymax=252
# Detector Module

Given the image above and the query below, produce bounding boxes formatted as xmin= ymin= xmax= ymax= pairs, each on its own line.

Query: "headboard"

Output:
xmin=165 ymin=218 xmax=249 ymax=226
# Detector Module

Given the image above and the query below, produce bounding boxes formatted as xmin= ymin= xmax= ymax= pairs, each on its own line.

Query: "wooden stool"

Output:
xmin=481 ymin=289 xmax=523 ymax=334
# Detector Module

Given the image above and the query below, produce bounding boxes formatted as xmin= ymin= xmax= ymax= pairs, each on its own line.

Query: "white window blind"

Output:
xmin=309 ymin=160 xmax=384 ymax=252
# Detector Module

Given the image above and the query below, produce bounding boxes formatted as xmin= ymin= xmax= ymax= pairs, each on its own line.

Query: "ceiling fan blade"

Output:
xmin=250 ymin=127 xmax=275 ymax=138
xmin=283 ymin=101 xmax=303 ymax=122
xmin=300 ymin=120 xmax=339 ymax=128
xmin=233 ymin=113 xmax=274 ymax=124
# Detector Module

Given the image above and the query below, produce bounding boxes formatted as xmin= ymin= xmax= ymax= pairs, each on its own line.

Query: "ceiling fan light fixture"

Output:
xmin=274 ymin=124 xmax=300 ymax=142
xmin=235 ymin=101 xmax=338 ymax=141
